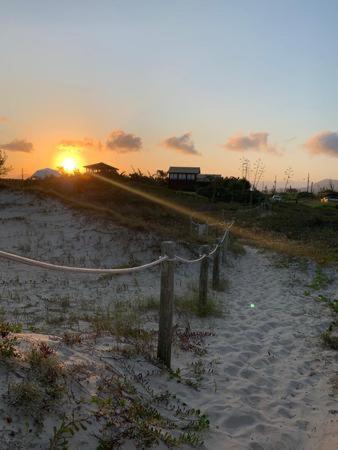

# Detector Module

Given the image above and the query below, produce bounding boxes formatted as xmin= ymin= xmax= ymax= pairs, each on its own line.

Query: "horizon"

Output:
xmin=1 ymin=1 xmax=338 ymax=184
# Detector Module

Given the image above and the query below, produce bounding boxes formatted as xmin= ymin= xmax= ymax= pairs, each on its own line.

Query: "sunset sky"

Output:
xmin=1 ymin=0 xmax=338 ymax=187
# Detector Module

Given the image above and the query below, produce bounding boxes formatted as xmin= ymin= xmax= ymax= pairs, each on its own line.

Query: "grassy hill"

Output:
xmin=2 ymin=174 xmax=337 ymax=263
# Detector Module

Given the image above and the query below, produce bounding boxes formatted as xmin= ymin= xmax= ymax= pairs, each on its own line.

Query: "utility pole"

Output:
xmin=21 ymin=168 xmax=24 ymax=181
xmin=306 ymin=173 xmax=310 ymax=193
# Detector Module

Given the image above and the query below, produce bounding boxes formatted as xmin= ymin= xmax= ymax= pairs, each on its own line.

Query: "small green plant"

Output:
xmin=330 ymin=299 xmax=338 ymax=314
xmin=93 ymin=370 xmax=209 ymax=449
xmin=308 ymin=267 xmax=331 ymax=290
xmin=0 ymin=321 xmax=21 ymax=358
xmin=175 ymin=326 xmax=214 ymax=356
xmin=62 ymin=332 xmax=83 ymax=346
xmin=175 ymin=291 xmax=223 ymax=318
xmin=27 ymin=343 xmax=64 ymax=387
xmin=315 ymin=295 xmax=338 ymax=314
xmin=48 ymin=413 xmax=89 ymax=450
xmin=8 ymin=381 xmax=43 ymax=408
xmin=0 ymin=321 xmax=22 ymax=334
xmin=321 ymin=320 xmax=338 ymax=350
xmin=0 ymin=334 xmax=18 ymax=358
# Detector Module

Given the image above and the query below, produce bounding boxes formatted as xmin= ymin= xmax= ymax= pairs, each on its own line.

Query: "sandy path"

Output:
xmin=171 ymin=247 xmax=338 ymax=449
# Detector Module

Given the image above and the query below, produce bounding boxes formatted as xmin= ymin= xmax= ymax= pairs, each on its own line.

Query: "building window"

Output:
xmin=187 ymin=174 xmax=195 ymax=180
xmin=170 ymin=173 xmax=178 ymax=180
xmin=178 ymin=173 xmax=186 ymax=180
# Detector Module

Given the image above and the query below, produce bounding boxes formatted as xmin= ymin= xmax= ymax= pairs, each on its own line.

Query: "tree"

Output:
xmin=0 ymin=150 xmax=11 ymax=177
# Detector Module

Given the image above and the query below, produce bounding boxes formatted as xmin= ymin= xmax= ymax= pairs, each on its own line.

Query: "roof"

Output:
xmin=168 ymin=166 xmax=200 ymax=174
xmin=31 ymin=168 xmax=61 ymax=179
xmin=84 ymin=162 xmax=119 ymax=171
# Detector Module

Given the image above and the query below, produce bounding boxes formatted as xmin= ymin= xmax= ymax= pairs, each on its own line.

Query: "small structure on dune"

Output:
xmin=84 ymin=162 xmax=119 ymax=177
xmin=168 ymin=166 xmax=200 ymax=189
xmin=31 ymin=168 xmax=61 ymax=180
xmin=196 ymin=174 xmax=222 ymax=184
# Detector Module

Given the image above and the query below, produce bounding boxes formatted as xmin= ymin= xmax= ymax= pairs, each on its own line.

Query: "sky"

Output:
xmin=0 ymin=0 xmax=338 ymax=187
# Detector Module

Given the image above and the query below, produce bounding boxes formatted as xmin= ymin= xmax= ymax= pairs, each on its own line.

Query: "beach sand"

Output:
xmin=0 ymin=188 xmax=337 ymax=449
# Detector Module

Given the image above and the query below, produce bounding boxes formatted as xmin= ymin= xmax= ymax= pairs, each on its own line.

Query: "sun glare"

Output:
xmin=61 ymin=157 xmax=77 ymax=173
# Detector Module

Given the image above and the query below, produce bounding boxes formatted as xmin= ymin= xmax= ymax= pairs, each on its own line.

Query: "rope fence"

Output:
xmin=0 ymin=222 xmax=234 ymax=368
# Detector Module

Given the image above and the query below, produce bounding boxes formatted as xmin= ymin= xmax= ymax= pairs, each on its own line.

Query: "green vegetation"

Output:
xmin=93 ymin=372 xmax=209 ymax=449
xmin=235 ymin=201 xmax=338 ymax=263
xmin=321 ymin=320 xmax=338 ymax=350
xmin=47 ymin=414 xmax=90 ymax=450
xmin=308 ymin=267 xmax=332 ymax=290
xmin=0 ymin=321 xmax=22 ymax=358
xmin=5 ymin=172 xmax=337 ymax=262
xmin=175 ymin=290 xmax=224 ymax=318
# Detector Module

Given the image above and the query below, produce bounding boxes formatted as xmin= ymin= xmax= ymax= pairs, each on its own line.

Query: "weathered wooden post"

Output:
xmin=157 ymin=241 xmax=175 ymax=368
xmin=212 ymin=245 xmax=221 ymax=290
xmin=199 ymin=245 xmax=209 ymax=313
xmin=222 ymin=232 xmax=228 ymax=264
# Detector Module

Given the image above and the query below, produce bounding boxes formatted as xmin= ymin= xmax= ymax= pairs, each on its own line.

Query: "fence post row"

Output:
xmin=157 ymin=241 xmax=175 ymax=368
xmin=199 ymin=245 xmax=209 ymax=313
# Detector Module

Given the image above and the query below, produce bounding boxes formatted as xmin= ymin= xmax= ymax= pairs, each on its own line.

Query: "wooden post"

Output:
xmin=212 ymin=245 xmax=221 ymax=290
xmin=199 ymin=245 xmax=209 ymax=313
xmin=157 ymin=241 xmax=175 ymax=368
xmin=222 ymin=232 xmax=228 ymax=264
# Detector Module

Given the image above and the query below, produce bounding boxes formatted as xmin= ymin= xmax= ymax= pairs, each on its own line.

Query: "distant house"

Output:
xmin=84 ymin=162 xmax=119 ymax=177
xmin=168 ymin=167 xmax=200 ymax=189
xmin=196 ymin=174 xmax=222 ymax=184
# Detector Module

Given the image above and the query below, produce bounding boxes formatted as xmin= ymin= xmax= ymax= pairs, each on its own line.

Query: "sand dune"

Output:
xmin=0 ymin=188 xmax=337 ymax=449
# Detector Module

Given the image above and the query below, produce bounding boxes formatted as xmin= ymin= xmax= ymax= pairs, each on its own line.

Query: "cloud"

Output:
xmin=304 ymin=131 xmax=338 ymax=157
xmin=106 ymin=129 xmax=142 ymax=153
xmin=0 ymin=139 xmax=33 ymax=153
xmin=223 ymin=132 xmax=280 ymax=155
xmin=57 ymin=138 xmax=102 ymax=151
xmin=0 ymin=116 xmax=8 ymax=123
xmin=161 ymin=132 xmax=199 ymax=155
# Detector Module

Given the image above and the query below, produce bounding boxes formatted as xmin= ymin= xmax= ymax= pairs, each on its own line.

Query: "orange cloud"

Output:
xmin=224 ymin=132 xmax=281 ymax=155
xmin=304 ymin=131 xmax=338 ymax=157
xmin=57 ymin=138 xmax=102 ymax=151
xmin=106 ymin=129 xmax=142 ymax=153
xmin=161 ymin=132 xmax=200 ymax=155
xmin=0 ymin=139 xmax=33 ymax=153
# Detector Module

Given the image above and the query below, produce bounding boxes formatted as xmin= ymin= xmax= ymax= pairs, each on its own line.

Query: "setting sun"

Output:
xmin=61 ymin=157 xmax=78 ymax=173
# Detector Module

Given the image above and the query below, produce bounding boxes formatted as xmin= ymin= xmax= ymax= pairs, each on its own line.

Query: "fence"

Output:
xmin=0 ymin=222 xmax=233 ymax=368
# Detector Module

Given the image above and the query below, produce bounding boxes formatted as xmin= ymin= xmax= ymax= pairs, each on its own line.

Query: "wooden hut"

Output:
xmin=84 ymin=162 xmax=119 ymax=177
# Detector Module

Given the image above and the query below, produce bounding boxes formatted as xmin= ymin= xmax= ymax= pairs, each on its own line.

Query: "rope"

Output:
xmin=174 ymin=222 xmax=234 ymax=263
xmin=174 ymin=254 xmax=207 ymax=264
xmin=0 ymin=250 xmax=167 ymax=274
xmin=208 ymin=243 xmax=220 ymax=257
